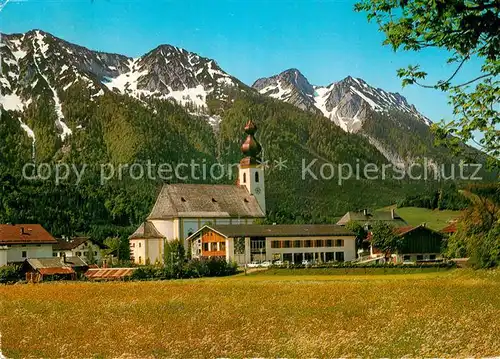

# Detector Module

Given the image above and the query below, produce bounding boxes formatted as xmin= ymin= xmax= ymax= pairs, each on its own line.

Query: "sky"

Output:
xmin=0 ymin=0 xmax=485 ymax=123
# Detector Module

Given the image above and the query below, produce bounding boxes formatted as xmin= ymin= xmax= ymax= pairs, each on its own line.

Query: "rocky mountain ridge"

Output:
xmin=0 ymin=30 xmax=461 ymax=168
xmin=253 ymin=68 xmax=431 ymax=133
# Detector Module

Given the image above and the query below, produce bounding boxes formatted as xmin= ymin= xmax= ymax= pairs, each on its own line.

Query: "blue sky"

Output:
xmin=0 ymin=0 xmax=483 ymax=122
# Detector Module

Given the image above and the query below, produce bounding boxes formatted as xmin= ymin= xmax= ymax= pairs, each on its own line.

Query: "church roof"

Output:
xmin=129 ymin=222 xmax=164 ymax=240
xmin=147 ymin=184 xmax=265 ymax=220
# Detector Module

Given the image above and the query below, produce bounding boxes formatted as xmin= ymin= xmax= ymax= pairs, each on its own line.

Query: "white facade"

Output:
xmin=53 ymin=242 xmax=102 ymax=262
xmin=239 ymin=165 xmax=266 ymax=215
xmin=0 ymin=246 xmax=8 ymax=267
xmin=133 ymin=218 xmax=257 ymax=265
xmin=5 ymin=244 xmax=53 ymax=263
xmin=224 ymin=236 xmax=356 ymax=265
xmin=130 ymin=238 xmax=164 ymax=265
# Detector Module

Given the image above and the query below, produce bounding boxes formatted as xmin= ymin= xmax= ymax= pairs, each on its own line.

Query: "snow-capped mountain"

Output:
xmin=103 ymin=44 xmax=243 ymax=108
xmin=1 ymin=30 xmax=461 ymax=168
xmin=253 ymin=69 xmax=431 ymax=133
xmin=0 ymin=29 xmax=243 ymax=143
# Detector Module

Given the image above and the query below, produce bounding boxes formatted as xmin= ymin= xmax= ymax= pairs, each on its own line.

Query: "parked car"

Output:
xmin=247 ymin=261 xmax=260 ymax=268
xmin=260 ymin=261 xmax=272 ymax=267
xmin=302 ymin=260 xmax=311 ymax=266
xmin=273 ymin=260 xmax=284 ymax=266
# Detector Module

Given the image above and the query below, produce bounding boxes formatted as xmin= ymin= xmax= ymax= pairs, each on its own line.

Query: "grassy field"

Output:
xmin=1 ymin=269 xmax=499 ymax=358
xmin=378 ymin=206 xmax=462 ymax=230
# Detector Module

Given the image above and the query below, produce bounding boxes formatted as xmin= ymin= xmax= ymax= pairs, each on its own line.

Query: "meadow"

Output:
xmin=1 ymin=269 xmax=499 ymax=358
xmin=378 ymin=206 xmax=462 ymax=230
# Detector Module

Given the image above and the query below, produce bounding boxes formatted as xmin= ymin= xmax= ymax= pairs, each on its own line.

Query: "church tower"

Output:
xmin=239 ymin=120 xmax=266 ymax=214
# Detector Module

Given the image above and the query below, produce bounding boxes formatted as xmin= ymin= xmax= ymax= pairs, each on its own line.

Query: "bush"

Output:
xmin=273 ymin=261 xmax=455 ymax=269
xmin=0 ymin=265 xmax=22 ymax=284
xmin=131 ymin=258 xmax=238 ymax=281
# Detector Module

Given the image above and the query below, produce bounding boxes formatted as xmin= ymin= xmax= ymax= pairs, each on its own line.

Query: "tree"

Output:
xmin=102 ymin=237 xmax=121 ymax=260
xmin=164 ymin=239 xmax=186 ymax=278
xmin=445 ymin=183 xmax=500 ymax=267
xmin=355 ymin=0 xmax=500 ymax=167
xmin=85 ymin=246 xmax=96 ymax=265
xmin=345 ymin=220 xmax=369 ymax=252
xmin=371 ymin=221 xmax=402 ymax=261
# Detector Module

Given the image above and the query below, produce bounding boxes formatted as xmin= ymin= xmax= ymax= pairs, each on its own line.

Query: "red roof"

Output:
xmin=85 ymin=268 xmax=136 ymax=280
xmin=38 ymin=267 xmax=75 ymax=275
xmin=441 ymin=222 xmax=457 ymax=234
xmin=394 ymin=225 xmax=416 ymax=235
xmin=0 ymin=224 xmax=57 ymax=245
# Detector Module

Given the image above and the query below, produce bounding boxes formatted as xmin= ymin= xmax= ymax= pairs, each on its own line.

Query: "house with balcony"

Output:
xmin=186 ymin=224 xmax=356 ymax=265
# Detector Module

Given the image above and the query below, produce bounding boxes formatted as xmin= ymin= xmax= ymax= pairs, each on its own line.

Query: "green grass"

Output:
xmin=378 ymin=206 xmax=462 ymax=230
xmin=1 ymin=269 xmax=499 ymax=358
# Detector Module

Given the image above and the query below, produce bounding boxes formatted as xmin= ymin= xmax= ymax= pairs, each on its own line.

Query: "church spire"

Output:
xmin=240 ymin=119 xmax=261 ymax=164
xmin=238 ymin=119 xmax=266 ymax=214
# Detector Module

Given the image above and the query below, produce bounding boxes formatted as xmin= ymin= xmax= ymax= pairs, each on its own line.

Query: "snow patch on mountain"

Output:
xmin=18 ymin=119 xmax=35 ymax=140
xmin=35 ymin=30 xmax=49 ymax=58
xmin=12 ymin=49 xmax=26 ymax=61
xmin=33 ymin=45 xmax=72 ymax=140
xmin=104 ymin=58 xmax=148 ymax=95
xmin=313 ymin=85 xmax=338 ymax=123
xmin=0 ymin=93 xmax=24 ymax=111
xmin=166 ymin=84 xmax=208 ymax=108
xmin=349 ymin=86 xmax=380 ymax=110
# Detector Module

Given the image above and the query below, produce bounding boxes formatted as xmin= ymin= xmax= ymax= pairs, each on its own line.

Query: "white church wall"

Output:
xmin=239 ymin=165 xmax=266 ymax=214
xmin=147 ymin=238 xmax=164 ymax=264
xmin=150 ymin=219 xmax=178 ymax=240
xmin=130 ymin=239 xmax=146 ymax=264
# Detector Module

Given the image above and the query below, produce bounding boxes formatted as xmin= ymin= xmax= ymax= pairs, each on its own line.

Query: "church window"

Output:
xmin=243 ymin=173 xmax=247 ymax=183
xmin=255 ymin=172 xmax=259 ymax=183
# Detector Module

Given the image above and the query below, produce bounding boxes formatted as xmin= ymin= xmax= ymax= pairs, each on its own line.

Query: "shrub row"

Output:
xmin=273 ymin=261 xmax=456 ymax=270
xmin=0 ymin=265 xmax=23 ymax=284
xmin=131 ymin=257 xmax=238 ymax=281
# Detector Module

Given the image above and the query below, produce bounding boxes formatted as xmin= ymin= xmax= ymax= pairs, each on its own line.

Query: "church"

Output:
xmin=129 ymin=120 xmax=267 ymax=264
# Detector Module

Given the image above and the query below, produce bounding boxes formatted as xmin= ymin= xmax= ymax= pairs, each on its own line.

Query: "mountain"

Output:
xmin=253 ymin=69 xmax=440 ymax=166
xmin=0 ymin=29 xmax=487 ymax=238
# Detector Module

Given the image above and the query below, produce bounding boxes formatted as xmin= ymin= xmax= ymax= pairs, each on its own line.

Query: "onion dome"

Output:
xmin=241 ymin=120 xmax=262 ymax=159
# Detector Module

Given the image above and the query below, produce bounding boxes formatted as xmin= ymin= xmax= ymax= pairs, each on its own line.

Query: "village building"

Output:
xmin=129 ymin=120 xmax=266 ymax=265
xmin=186 ymin=224 xmax=356 ymax=265
xmin=53 ymin=237 xmax=102 ymax=263
xmin=367 ymin=224 xmax=445 ymax=263
xmin=0 ymin=224 xmax=57 ymax=266
xmin=440 ymin=222 xmax=457 ymax=236
xmin=22 ymin=257 xmax=88 ymax=283
xmin=336 ymin=208 xmax=407 ymax=228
